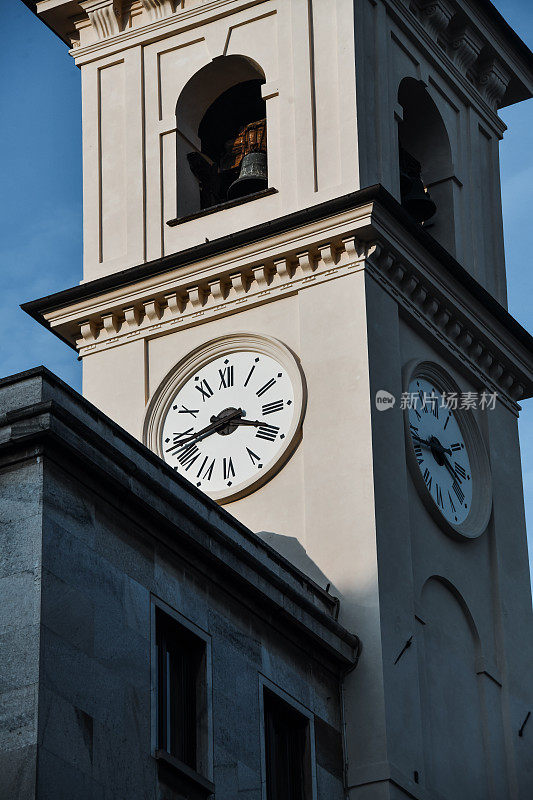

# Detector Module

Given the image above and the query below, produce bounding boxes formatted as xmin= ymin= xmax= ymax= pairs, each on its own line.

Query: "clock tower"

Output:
xmin=24 ymin=0 xmax=533 ymax=798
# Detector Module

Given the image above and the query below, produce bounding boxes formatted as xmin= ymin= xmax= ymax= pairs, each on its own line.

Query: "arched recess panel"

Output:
xmin=397 ymin=78 xmax=456 ymax=254
xmin=175 ymin=55 xmax=266 ymax=218
xmin=419 ymin=577 xmax=489 ymax=799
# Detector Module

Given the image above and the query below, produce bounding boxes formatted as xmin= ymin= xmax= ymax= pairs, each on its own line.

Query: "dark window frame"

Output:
xmin=261 ymin=683 xmax=316 ymax=800
xmin=151 ymin=597 xmax=213 ymax=790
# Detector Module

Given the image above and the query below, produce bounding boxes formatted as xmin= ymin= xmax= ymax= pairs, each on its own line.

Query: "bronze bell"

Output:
xmin=399 ymin=146 xmax=436 ymax=224
xmin=227 ymin=151 xmax=268 ymax=200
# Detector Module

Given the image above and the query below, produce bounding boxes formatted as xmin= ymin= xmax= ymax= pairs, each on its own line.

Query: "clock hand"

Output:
xmin=231 ymin=418 xmax=264 ymax=427
xmin=443 ymin=454 xmax=461 ymax=483
xmin=414 ymin=433 xmax=452 ymax=457
xmin=166 ymin=409 xmax=244 ymax=452
xmin=412 ymin=434 xmax=432 ymax=447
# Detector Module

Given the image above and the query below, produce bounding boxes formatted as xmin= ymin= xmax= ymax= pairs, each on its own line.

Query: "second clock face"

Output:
xmin=160 ymin=350 xmax=297 ymax=496
xmin=407 ymin=376 xmax=473 ymax=525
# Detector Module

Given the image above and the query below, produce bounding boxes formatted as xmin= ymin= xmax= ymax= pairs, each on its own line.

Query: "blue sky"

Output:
xmin=1 ymin=0 xmax=532 ymax=581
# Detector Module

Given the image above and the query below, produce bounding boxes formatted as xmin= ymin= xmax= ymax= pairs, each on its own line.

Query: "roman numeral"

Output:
xmin=195 ymin=379 xmax=213 ymax=401
xmin=173 ymin=428 xmax=194 ymax=442
xmin=410 ymin=424 xmax=419 ymax=433
xmin=262 ymin=400 xmax=284 ymax=415
xmin=450 ymin=442 xmax=462 ymax=452
xmin=423 ymin=467 xmax=432 ymax=491
xmin=223 ymin=457 xmax=235 ymax=481
xmin=435 ymin=483 xmax=444 ymax=509
xmin=452 ymin=480 xmax=465 ymax=505
xmin=454 ymin=463 xmax=467 ymax=480
xmin=166 ymin=429 xmax=194 ymax=452
xmin=246 ymin=447 xmax=262 ymax=466
xmin=177 ymin=443 xmax=201 ymax=470
xmin=244 ymin=365 xmax=256 ymax=388
xmin=256 ymin=378 xmax=276 ymax=397
xmin=196 ymin=456 xmax=215 ymax=481
xmin=432 ymin=401 xmax=439 ymax=418
xmin=218 ymin=366 xmax=234 ymax=389
xmin=443 ymin=414 xmax=450 ymax=430
xmin=419 ymin=391 xmax=428 ymax=412
xmin=256 ymin=423 xmax=279 ymax=442
xmin=177 ymin=405 xmax=199 ymax=418
xmin=448 ymin=491 xmax=456 ymax=513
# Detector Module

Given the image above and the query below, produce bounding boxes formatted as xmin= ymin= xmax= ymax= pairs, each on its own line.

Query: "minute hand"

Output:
xmin=166 ymin=411 xmax=243 ymax=452
xmin=443 ymin=455 xmax=461 ymax=483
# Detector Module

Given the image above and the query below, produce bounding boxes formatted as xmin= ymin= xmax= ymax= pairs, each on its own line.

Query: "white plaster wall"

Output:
xmin=78 ymin=0 xmax=361 ymax=283
xmin=353 ymin=0 xmax=508 ymax=303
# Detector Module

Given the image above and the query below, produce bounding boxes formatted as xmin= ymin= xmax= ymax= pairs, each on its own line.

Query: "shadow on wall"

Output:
xmin=397 ymin=77 xmax=456 ymax=255
xmin=419 ymin=575 xmax=493 ymax=799
xmin=256 ymin=530 xmax=336 ymax=594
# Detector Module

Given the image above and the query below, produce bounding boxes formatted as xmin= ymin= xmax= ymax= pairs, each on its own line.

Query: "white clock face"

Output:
xmin=407 ymin=376 xmax=473 ymax=525
xmin=160 ymin=351 xmax=298 ymax=496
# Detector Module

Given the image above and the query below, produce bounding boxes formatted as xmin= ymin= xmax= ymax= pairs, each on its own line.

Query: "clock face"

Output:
xmin=160 ymin=350 xmax=298 ymax=496
xmin=407 ymin=377 xmax=473 ymax=525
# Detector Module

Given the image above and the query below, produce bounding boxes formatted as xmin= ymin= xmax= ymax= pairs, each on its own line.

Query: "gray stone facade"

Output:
xmin=0 ymin=367 xmax=358 ymax=800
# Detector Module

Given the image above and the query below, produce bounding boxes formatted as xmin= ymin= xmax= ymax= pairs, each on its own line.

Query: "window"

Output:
xmin=156 ymin=607 xmax=206 ymax=770
xmin=174 ymin=55 xmax=269 ymax=220
xmin=397 ymin=77 xmax=456 ymax=253
xmin=263 ymin=689 xmax=312 ymax=800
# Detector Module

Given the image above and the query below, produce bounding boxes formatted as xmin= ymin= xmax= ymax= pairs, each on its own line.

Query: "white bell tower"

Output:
xmin=24 ymin=1 xmax=533 ymax=797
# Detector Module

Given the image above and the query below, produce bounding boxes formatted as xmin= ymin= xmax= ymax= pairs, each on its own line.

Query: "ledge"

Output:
xmin=154 ymin=750 xmax=214 ymax=798
xmin=0 ymin=366 xmax=360 ymax=671
xmin=167 ymin=187 xmax=278 ymax=226
xmin=21 ymin=184 xmax=533 ymax=368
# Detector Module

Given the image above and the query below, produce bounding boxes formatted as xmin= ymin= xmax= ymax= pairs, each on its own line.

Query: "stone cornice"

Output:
xmin=22 ymin=193 xmax=533 ymax=412
xmin=386 ymin=0 xmax=514 ymax=128
xmin=69 ymin=0 xmax=269 ymax=62
xmin=0 ymin=367 xmax=358 ymax=670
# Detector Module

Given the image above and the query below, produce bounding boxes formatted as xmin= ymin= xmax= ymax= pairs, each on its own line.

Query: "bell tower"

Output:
xmin=24 ymin=1 xmax=533 ymax=798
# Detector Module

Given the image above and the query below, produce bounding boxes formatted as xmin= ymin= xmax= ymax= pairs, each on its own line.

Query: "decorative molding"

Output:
xmin=64 ymin=226 xmax=531 ymax=412
xmin=80 ymin=0 xmax=123 ymax=39
xmin=140 ymin=0 xmax=174 ymax=21
xmin=477 ymin=56 xmax=511 ymax=110
xmin=73 ymin=238 xmax=366 ymax=354
xmin=415 ymin=0 xmax=455 ymax=46
xmin=449 ymin=23 xmax=484 ymax=78
xmin=366 ymin=242 xmax=525 ymax=406
xmin=385 ymin=0 xmax=507 ymax=135
xmin=72 ymin=0 xmax=270 ymax=61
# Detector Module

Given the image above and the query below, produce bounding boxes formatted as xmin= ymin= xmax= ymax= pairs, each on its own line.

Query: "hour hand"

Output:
xmin=165 ymin=422 xmax=217 ymax=452
xmin=232 ymin=417 xmax=263 ymax=427
xmin=412 ymin=434 xmax=432 ymax=448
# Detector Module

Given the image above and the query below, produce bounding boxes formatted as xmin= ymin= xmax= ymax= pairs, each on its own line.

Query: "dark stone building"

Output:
xmin=0 ymin=368 xmax=358 ymax=799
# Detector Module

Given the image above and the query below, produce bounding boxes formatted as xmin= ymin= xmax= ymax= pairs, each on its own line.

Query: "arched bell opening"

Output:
xmin=397 ymin=78 xmax=456 ymax=254
xmin=175 ymin=56 xmax=268 ymax=218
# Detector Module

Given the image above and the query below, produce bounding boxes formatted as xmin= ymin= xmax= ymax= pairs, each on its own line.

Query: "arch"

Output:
xmin=397 ymin=78 xmax=456 ymax=253
xmin=418 ymin=576 xmax=489 ymax=798
xmin=175 ymin=55 xmax=267 ymax=217
xmin=420 ymin=574 xmax=482 ymax=655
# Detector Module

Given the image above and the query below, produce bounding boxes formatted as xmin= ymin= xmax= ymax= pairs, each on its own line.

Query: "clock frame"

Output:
xmin=143 ymin=333 xmax=306 ymax=503
xmin=403 ymin=359 xmax=492 ymax=540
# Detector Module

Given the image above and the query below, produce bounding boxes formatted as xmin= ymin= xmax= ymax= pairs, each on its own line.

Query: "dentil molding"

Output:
xmin=397 ymin=0 xmax=513 ymax=111
xmin=63 ymin=225 xmax=530 ymax=412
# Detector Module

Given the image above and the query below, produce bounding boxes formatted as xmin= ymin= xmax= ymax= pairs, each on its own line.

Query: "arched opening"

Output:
xmin=175 ymin=56 xmax=267 ymax=218
xmin=397 ymin=79 xmax=455 ymax=253
xmin=419 ymin=577 xmax=490 ymax=798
